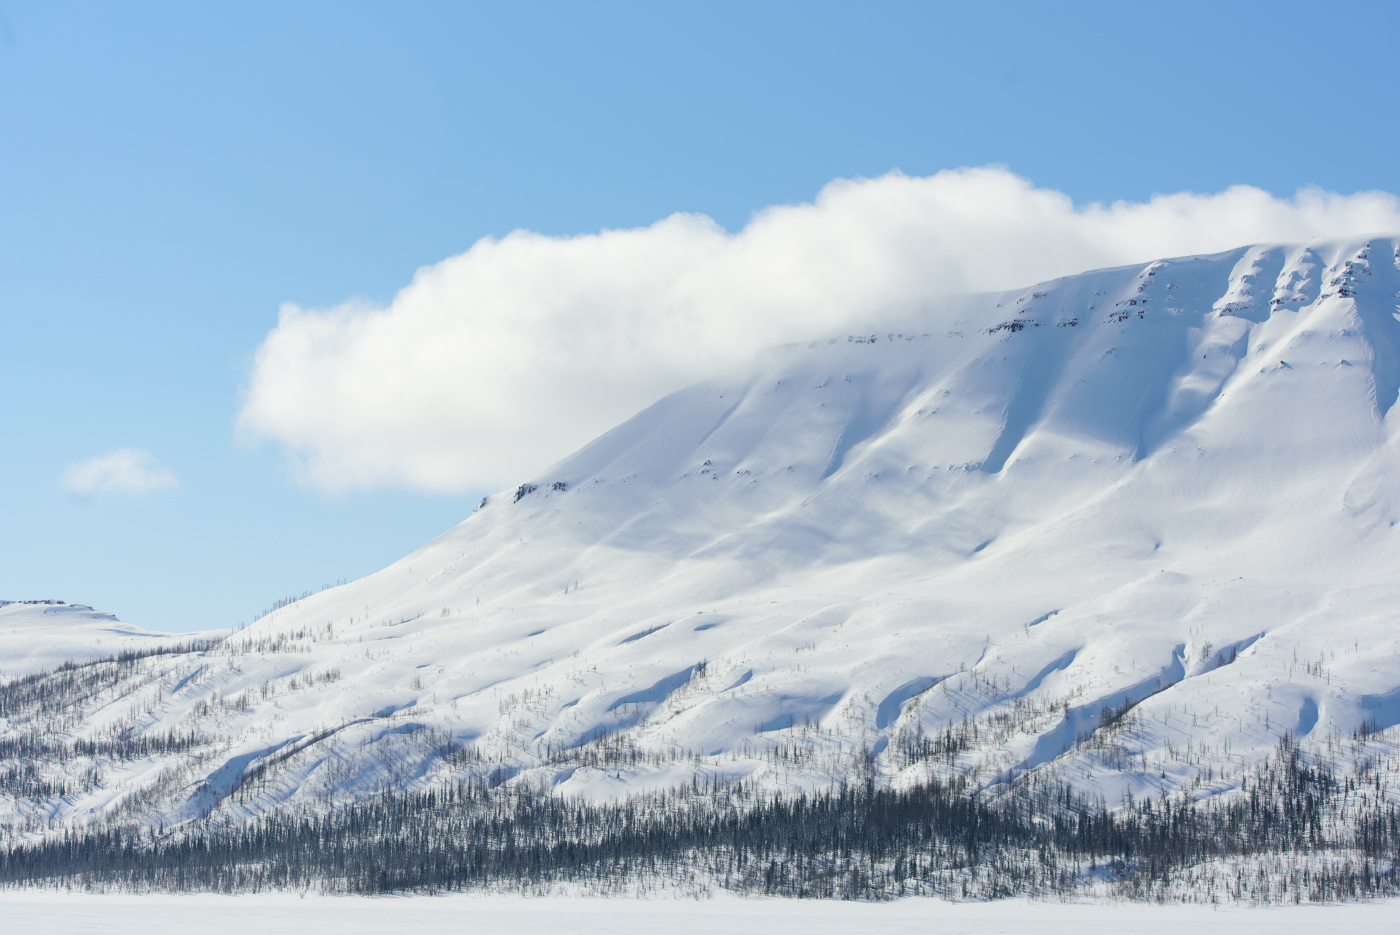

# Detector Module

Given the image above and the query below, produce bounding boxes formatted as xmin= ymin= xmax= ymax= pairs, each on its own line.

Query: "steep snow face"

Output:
xmin=6 ymin=236 xmax=1400 ymax=832
xmin=0 ymin=602 xmax=214 ymax=678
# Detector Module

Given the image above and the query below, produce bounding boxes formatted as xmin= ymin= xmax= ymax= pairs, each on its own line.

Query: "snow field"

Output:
xmin=0 ymin=892 xmax=1396 ymax=935
xmin=0 ymin=601 xmax=224 ymax=680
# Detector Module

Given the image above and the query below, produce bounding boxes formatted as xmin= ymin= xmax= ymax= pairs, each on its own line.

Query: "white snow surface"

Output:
xmin=0 ymin=601 xmax=219 ymax=679
xmin=7 ymin=235 xmax=1400 ymax=832
xmin=1 ymin=892 xmax=1396 ymax=935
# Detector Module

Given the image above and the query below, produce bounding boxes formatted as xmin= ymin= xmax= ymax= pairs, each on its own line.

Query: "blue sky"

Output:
xmin=3 ymin=1 xmax=1398 ymax=632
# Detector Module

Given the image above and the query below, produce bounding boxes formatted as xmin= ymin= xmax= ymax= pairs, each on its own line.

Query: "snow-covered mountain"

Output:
xmin=5 ymin=235 xmax=1400 ymax=838
xmin=0 ymin=601 xmax=217 ymax=679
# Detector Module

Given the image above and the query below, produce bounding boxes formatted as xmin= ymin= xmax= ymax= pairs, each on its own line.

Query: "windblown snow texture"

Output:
xmin=5 ymin=236 xmax=1400 ymax=836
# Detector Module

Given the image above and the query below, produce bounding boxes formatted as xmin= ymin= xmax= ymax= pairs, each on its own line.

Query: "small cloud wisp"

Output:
xmin=62 ymin=449 xmax=177 ymax=497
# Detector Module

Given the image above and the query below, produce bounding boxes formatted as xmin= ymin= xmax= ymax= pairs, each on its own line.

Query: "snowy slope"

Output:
xmin=0 ymin=601 xmax=219 ymax=679
xmin=5 ymin=235 xmax=1400 ymax=835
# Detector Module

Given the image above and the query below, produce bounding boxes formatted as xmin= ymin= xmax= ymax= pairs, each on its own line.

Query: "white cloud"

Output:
xmin=237 ymin=166 xmax=1400 ymax=494
xmin=62 ymin=449 xmax=177 ymax=496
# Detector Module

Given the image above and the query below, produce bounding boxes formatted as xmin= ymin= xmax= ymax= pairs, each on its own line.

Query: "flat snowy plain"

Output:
xmin=3 ymin=893 xmax=1396 ymax=935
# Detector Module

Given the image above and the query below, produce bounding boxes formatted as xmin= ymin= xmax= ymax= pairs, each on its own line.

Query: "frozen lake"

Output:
xmin=1 ymin=892 xmax=1396 ymax=935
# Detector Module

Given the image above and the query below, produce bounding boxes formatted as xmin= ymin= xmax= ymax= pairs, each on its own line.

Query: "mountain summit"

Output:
xmin=6 ymin=235 xmax=1400 ymax=834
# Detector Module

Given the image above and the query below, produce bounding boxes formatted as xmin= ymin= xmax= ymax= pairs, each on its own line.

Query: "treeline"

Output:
xmin=0 ymin=731 xmax=208 ymax=800
xmin=0 ymin=640 xmax=222 ymax=720
xmin=2 ymin=736 xmax=1396 ymax=901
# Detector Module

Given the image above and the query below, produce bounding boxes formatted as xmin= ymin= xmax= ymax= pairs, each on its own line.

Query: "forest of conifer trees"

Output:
xmin=2 ymin=733 xmax=1398 ymax=902
xmin=2 ymin=645 xmax=1398 ymax=902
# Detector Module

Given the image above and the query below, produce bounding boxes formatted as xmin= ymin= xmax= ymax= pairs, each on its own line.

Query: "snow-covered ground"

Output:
xmin=0 ymin=601 xmax=222 ymax=679
xmin=1 ymin=892 xmax=1396 ymax=935
xmin=5 ymin=235 xmax=1400 ymax=838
